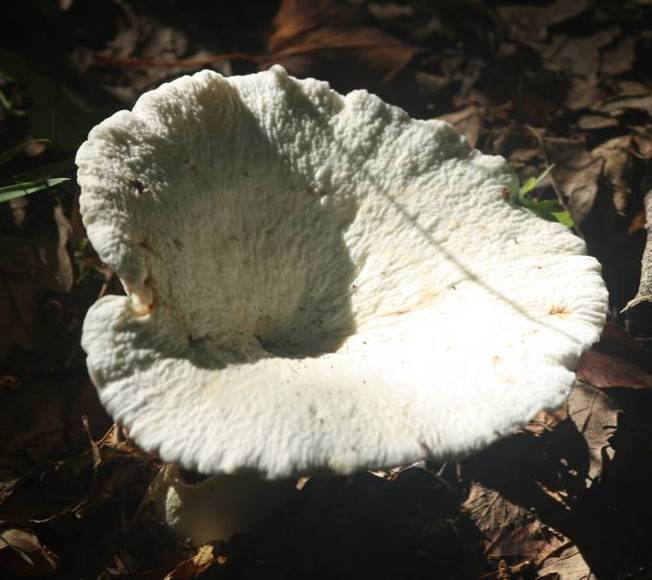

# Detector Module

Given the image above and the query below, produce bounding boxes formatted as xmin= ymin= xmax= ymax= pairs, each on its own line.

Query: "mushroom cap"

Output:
xmin=77 ymin=66 xmax=607 ymax=478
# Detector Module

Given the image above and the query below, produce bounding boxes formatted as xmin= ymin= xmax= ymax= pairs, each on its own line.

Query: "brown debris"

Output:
xmin=0 ymin=379 xmax=108 ymax=467
xmin=544 ymin=138 xmax=604 ymax=225
xmin=566 ymin=382 xmax=619 ymax=482
xmin=0 ymin=201 xmax=73 ymax=362
xmin=0 ymin=525 xmax=59 ymax=575
xmin=525 ymin=406 xmax=569 ymax=437
xmin=537 ymin=543 xmax=591 ymax=579
xmin=543 ymin=28 xmax=620 ymax=78
xmin=438 ymin=105 xmax=484 ymax=148
xmin=463 ymin=483 xmax=566 ymax=566
xmin=69 ymin=2 xmax=231 ymax=104
xmin=592 ymin=135 xmax=652 ymax=215
xmin=597 ymin=94 xmax=652 ymax=115
xmin=264 ymin=0 xmax=421 ymax=91
xmin=497 ymin=0 xmax=590 ymax=44
xmin=577 ymin=114 xmax=618 ymax=130
xmin=164 ymin=544 xmax=222 ymax=579
xmin=600 ymin=35 xmax=636 ymax=76
xmin=577 ymin=349 xmax=652 ymax=389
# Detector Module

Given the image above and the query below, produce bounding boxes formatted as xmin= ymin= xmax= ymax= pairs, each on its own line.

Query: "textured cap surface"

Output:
xmin=77 ymin=66 xmax=608 ymax=478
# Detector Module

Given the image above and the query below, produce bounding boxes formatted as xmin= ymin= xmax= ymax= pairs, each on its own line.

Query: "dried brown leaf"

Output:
xmin=632 ymin=133 xmax=652 ymax=159
xmin=525 ymin=406 xmax=569 ymax=437
xmin=543 ymin=29 xmax=620 ymax=78
xmin=0 ymin=422 xmax=153 ymax=531
xmin=567 ymin=382 xmax=618 ymax=481
xmin=367 ymin=2 xmax=415 ymax=23
xmin=577 ymin=114 xmax=619 ymax=130
xmin=486 ymin=124 xmax=541 ymax=163
xmin=265 ymin=0 xmax=421 ymax=90
xmin=438 ymin=105 xmax=484 ymax=148
xmin=628 ymin=207 xmax=647 ymax=235
xmin=0 ymin=278 xmax=35 ymax=358
xmin=463 ymin=483 xmax=566 ymax=565
xmin=0 ymin=202 xmax=73 ymax=361
xmin=43 ymin=204 xmax=74 ymax=292
xmin=72 ymin=430 xmax=156 ymax=519
xmin=0 ymin=480 xmax=19 ymax=507
xmin=497 ymin=0 xmax=590 ymax=43
xmin=600 ymin=36 xmax=636 ymax=76
xmin=164 ymin=543 xmax=220 ymax=580
xmin=597 ymin=94 xmax=652 ymax=115
xmin=538 ymin=542 xmax=592 ymax=579
xmin=545 ymin=138 xmax=603 ymax=224
xmin=577 ymin=350 xmax=652 ymax=390
xmin=0 ymin=526 xmax=58 ymax=575
xmin=70 ymin=3 xmax=222 ymax=103
xmin=0 ymin=379 xmax=106 ymax=465
xmin=565 ymin=76 xmax=602 ymax=111
xmin=612 ymin=80 xmax=651 ymax=98
xmin=510 ymin=26 xmax=617 ymax=113
xmin=512 ymin=71 xmax=568 ymax=125
xmin=414 ymin=71 xmax=454 ymax=115
xmin=599 ymin=321 xmax=642 ymax=353
xmin=592 ymin=136 xmax=639 ymax=214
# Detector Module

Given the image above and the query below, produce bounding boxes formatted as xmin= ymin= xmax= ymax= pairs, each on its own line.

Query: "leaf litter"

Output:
xmin=2 ymin=0 xmax=652 ymax=578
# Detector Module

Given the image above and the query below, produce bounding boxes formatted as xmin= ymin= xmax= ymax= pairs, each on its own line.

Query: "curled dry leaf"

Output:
xmin=624 ymin=188 xmax=652 ymax=310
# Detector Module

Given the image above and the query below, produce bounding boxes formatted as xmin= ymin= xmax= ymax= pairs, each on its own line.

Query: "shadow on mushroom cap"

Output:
xmin=76 ymin=65 xmax=608 ymax=478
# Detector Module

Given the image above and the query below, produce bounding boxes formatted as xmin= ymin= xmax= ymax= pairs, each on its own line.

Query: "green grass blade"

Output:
xmin=0 ymin=178 xmax=69 ymax=203
xmin=518 ymin=164 xmax=555 ymax=199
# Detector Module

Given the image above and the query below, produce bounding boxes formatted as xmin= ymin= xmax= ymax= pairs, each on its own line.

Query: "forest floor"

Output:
xmin=1 ymin=1 xmax=652 ymax=578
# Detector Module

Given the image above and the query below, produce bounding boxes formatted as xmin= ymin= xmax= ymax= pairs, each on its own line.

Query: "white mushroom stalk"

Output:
xmin=76 ymin=65 xmax=607 ymax=541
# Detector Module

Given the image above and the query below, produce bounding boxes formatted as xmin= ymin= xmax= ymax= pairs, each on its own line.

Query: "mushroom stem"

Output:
xmin=147 ymin=465 xmax=294 ymax=545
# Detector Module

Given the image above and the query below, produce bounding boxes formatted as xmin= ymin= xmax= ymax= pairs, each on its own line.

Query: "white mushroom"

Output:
xmin=76 ymin=65 xmax=608 ymax=542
